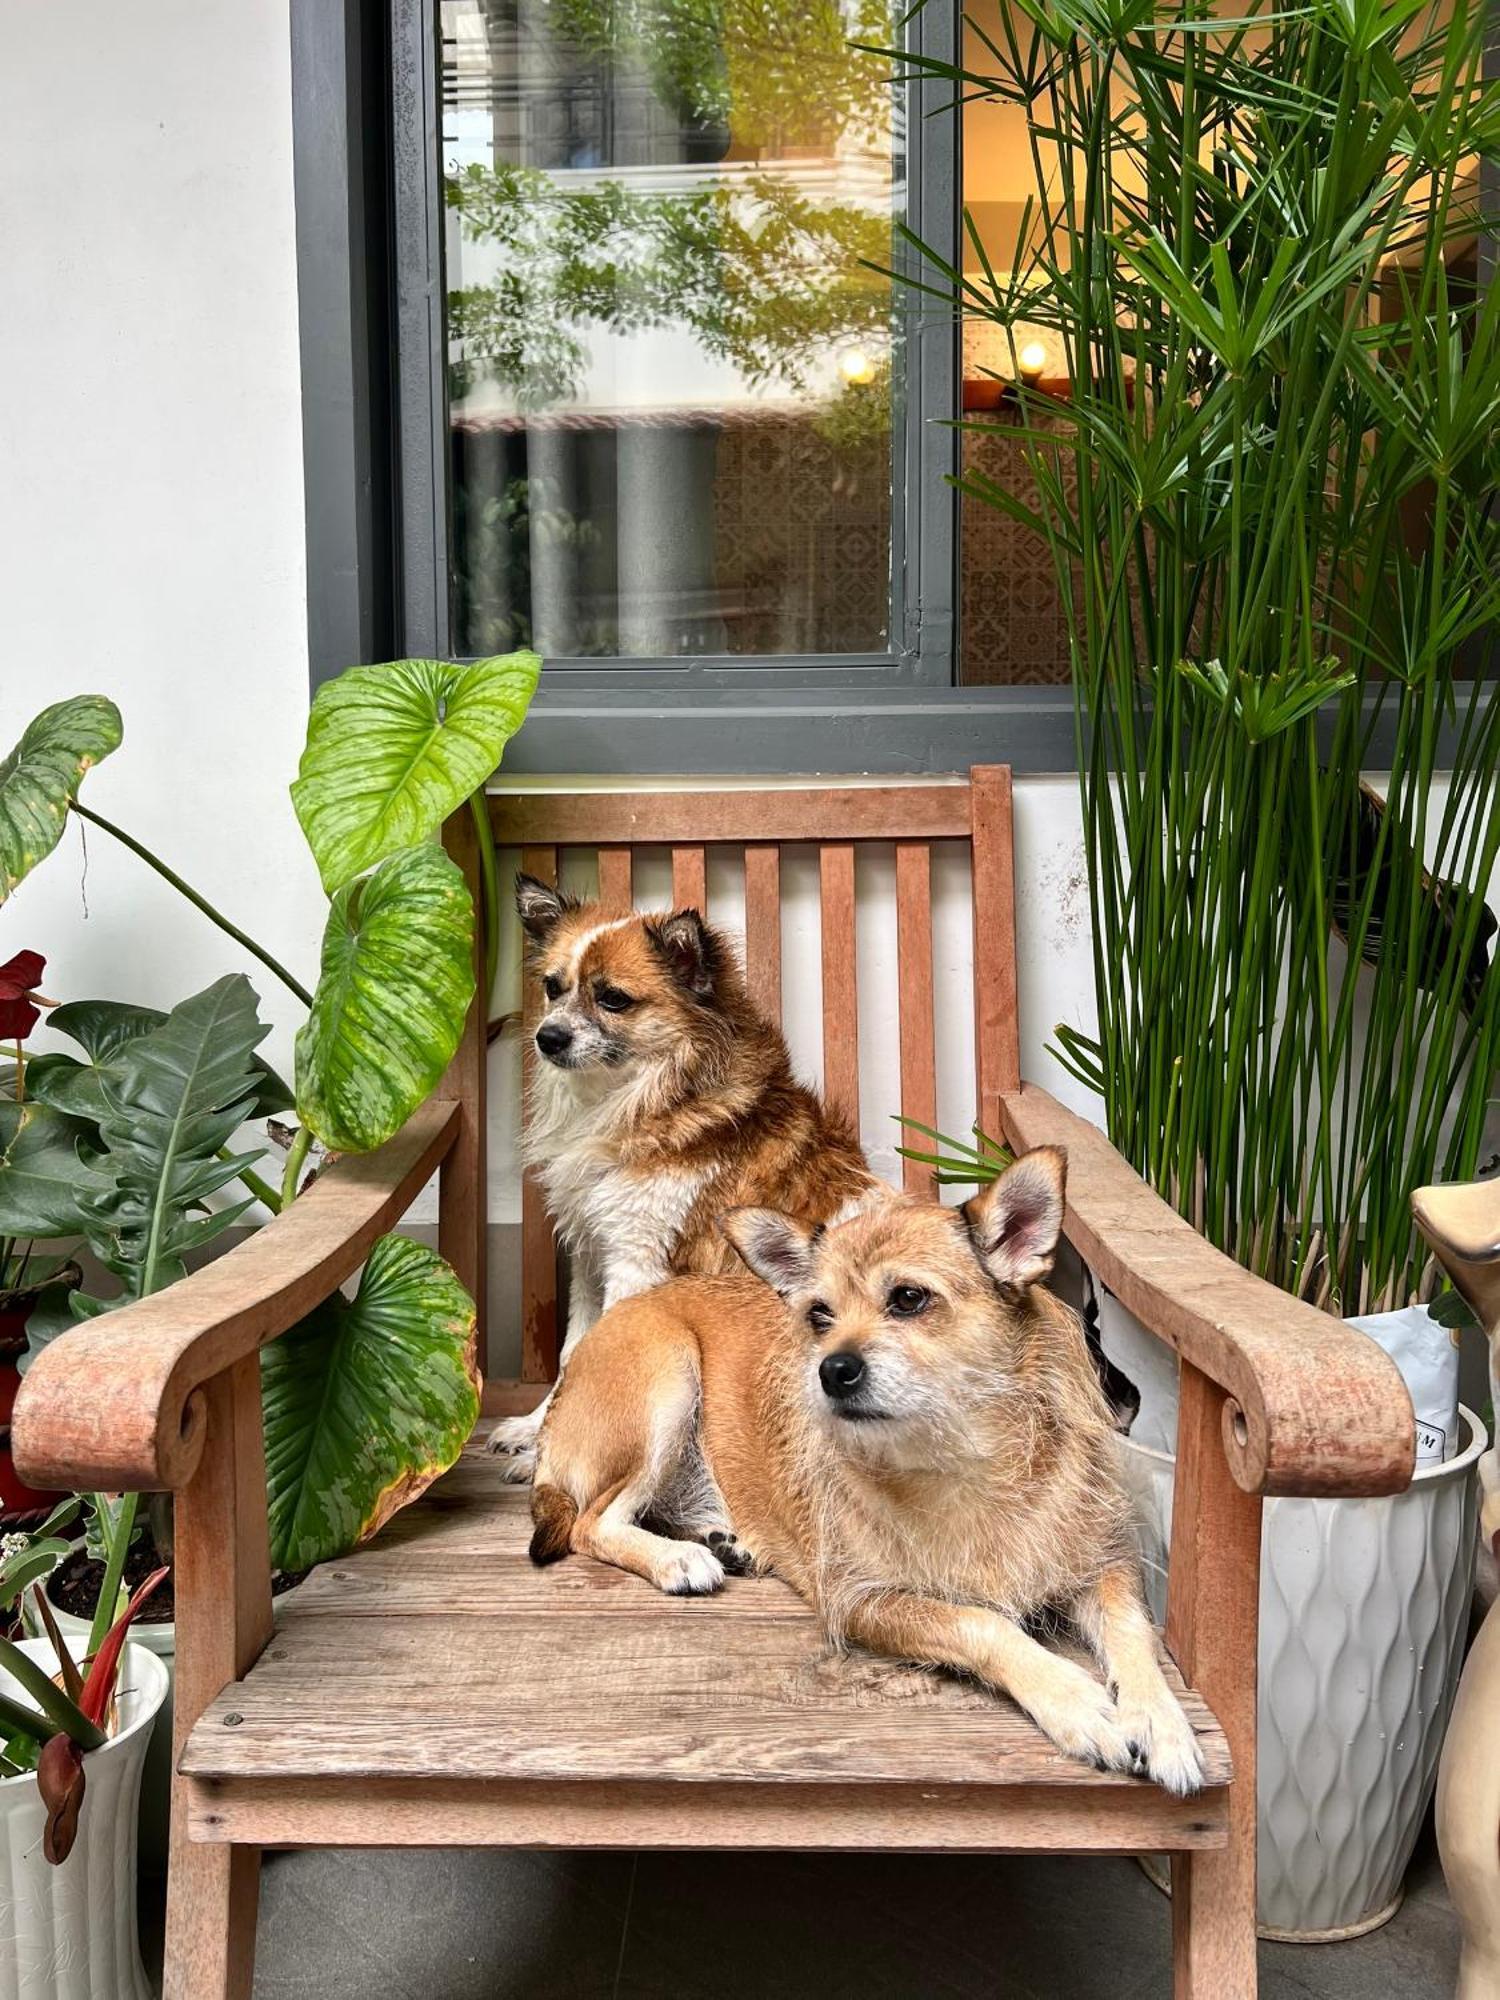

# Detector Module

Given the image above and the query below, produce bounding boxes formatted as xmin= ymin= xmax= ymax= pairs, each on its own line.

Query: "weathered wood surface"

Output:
xmin=440 ymin=809 xmax=488 ymax=1362
xmin=164 ymin=1358 xmax=274 ymax=2000
xmin=671 ymin=844 xmax=708 ymax=914
xmin=184 ymin=1457 xmax=1229 ymax=1826
xmin=1167 ymin=1364 xmax=1264 ymax=1996
xmin=819 ymin=842 xmax=860 ymax=1134
xmin=184 ymin=1772 xmax=1227 ymax=1855
xmin=519 ymin=842 xmax=560 ymax=1382
xmin=971 ymin=764 xmax=1020 ymax=1133
xmin=1002 ymin=1083 xmax=1417 ymax=1499
xmin=742 ymin=843 xmax=782 ymax=1025
xmin=895 ymin=840 xmax=937 ymax=1197
xmin=11 ymin=1099 xmax=461 ymax=1494
xmin=489 ymin=785 xmax=974 ymax=846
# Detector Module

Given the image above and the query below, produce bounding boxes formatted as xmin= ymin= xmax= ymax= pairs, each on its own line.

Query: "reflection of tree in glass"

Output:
xmin=545 ymin=0 xmax=894 ymax=148
xmin=453 ymin=471 xmax=610 ymax=657
xmin=447 ymin=166 xmax=893 ymax=412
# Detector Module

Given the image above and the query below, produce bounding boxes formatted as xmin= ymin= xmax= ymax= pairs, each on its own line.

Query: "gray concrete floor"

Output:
xmin=192 ymin=1833 xmax=1459 ymax=1999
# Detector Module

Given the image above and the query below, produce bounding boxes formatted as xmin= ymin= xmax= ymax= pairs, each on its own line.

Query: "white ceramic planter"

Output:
xmin=0 ymin=1638 xmax=167 ymax=2000
xmin=30 ymin=1587 xmax=175 ymax=1882
xmin=1120 ymin=1408 xmax=1484 ymax=1939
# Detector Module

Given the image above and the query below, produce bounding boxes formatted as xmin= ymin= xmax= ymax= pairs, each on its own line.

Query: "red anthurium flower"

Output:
xmin=0 ymin=951 xmax=53 ymax=1040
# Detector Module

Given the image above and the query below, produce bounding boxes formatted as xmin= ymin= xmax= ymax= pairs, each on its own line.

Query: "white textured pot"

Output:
xmin=29 ymin=1586 xmax=175 ymax=1882
xmin=0 ymin=1638 xmax=166 ymax=2000
xmin=1121 ymin=1407 xmax=1484 ymax=1939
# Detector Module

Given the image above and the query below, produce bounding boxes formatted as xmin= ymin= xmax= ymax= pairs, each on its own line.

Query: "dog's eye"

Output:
xmin=807 ymin=1301 xmax=834 ymax=1335
xmin=887 ymin=1284 xmax=931 ymax=1318
xmin=542 ymin=974 xmax=565 ymax=1001
xmin=595 ymin=985 xmax=636 ymax=1013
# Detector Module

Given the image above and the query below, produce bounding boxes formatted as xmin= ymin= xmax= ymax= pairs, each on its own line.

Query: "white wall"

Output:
xmin=0 ymin=0 xmax=325 ymax=1090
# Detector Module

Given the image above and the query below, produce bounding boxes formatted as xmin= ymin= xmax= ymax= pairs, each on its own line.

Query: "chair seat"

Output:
xmin=180 ymin=1446 xmax=1231 ymax=1854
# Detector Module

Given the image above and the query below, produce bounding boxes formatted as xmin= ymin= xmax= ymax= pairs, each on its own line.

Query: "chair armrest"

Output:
xmin=1002 ymin=1085 xmax=1415 ymax=1498
xmin=11 ymin=1099 xmax=461 ymax=1495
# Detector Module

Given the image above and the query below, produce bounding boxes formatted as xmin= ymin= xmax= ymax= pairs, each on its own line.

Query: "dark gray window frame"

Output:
xmin=292 ymin=0 xmax=1085 ymax=772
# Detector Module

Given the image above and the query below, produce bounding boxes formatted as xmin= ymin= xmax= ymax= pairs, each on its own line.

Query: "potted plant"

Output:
xmin=0 ymin=1572 xmax=169 ymax=1999
xmin=0 ymin=654 xmax=538 ymax=1864
xmin=895 ymin=0 xmax=1499 ymax=1938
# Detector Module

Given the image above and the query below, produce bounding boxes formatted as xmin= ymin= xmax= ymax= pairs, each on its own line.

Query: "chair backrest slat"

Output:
xmin=672 ymin=845 xmax=708 ymax=915
xmin=492 ymin=770 xmax=1018 ymax=1384
xmin=518 ymin=843 xmax=561 ymax=1382
xmin=819 ymin=842 xmax=860 ymax=1136
xmin=742 ymin=844 xmax=782 ymax=1026
xmin=894 ymin=842 xmax=937 ymax=1197
xmin=970 ymin=767 xmax=1021 ymax=1140
xmin=597 ymin=845 xmax=633 ymax=911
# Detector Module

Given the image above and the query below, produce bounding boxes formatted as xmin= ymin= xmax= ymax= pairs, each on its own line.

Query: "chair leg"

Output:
xmin=163 ymin=1357 xmax=275 ymax=1999
xmin=1165 ymin=1362 xmax=1263 ymax=1998
xmin=164 ymin=1843 xmax=262 ymax=2000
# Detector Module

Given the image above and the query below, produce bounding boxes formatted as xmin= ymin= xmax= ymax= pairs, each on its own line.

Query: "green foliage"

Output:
xmin=0 ymin=697 xmax=121 ymax=901
xmin=295 ymin=847 xmax=476 ymax=1155
xmin=291 ymin=653 xmax=540 ymax=895
xmin=910 ymin=0 xmax=1500 ymax=1313
xmin=0 ymin=1501 xmax=79 ymax=1617
xmin=261 ymin=1233 xmax=480 ymax=1572
xmin=25 ymin=999 xmax=291 ymax=1125
xmin=71 ymin=975 xmax=271 ymax=1301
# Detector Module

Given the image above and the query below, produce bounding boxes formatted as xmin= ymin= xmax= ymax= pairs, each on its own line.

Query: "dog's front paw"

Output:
xmin=705 ymin=1530 xmax=759 ymax=1577
xmin=495 ymin=1446 xmax=537 ymax=1486
xmin=1114 ymin=1693 xmax=1205 ymax=1796
xmin=659 ymin=1544 xmax=726 ymax=1596
xmin=1022 ymin=1659 xmax=1136 ymax=1777
xmin=486 ymin=1410 xmax=543 ymax=1457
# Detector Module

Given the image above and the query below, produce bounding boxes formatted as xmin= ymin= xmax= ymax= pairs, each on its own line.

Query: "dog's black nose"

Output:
xmin=536 ymin=1022 xmax=573 ymax=1058
xmin=819 ymin=1350 xmax=866 ymax=1399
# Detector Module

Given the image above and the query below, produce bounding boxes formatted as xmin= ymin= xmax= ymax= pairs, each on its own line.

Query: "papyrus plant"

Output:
xmin=898 ymin=0 xmax=1500 ymax=1311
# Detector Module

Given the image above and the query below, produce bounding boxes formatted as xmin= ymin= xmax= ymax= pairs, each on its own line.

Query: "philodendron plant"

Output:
xmin=0 ymin=652 xmax=538 ymax=1579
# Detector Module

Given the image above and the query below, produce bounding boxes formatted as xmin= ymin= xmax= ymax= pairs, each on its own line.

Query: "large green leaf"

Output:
xmin=294 ymin=845 xmax=475 ymax=1154
xmin=261 ymin=1233 xmax=480 ymax=1572
xmin=0 ymin=1102 xmax=110 ymax=1239
xmin=79 ymin=975 xmax=271 ymax=1297
xmin=27 ymin=997 xmax=291 ymax=1124
xmin=0 ymin=697 xmax=122 ymax=900
xmin=291 ymin=653 xmax=540 ymax=895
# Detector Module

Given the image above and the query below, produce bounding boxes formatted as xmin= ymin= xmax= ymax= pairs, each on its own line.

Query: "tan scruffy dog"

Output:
xmin=487 ymin=876 xmax=875 ymax=1475
xmin=530 ymin=1146 xmax=1205 ymax=1793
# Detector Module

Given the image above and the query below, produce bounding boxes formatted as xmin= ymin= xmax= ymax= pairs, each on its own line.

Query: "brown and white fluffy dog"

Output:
xmin=529 ymin=1146 xmax=1204 ymax=1792
xmin=487 ymin=876 xmax=876 ymax=1473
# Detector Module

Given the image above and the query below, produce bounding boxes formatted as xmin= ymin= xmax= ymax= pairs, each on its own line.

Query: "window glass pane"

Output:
xmin=442 ymin=0 xmax=901 ymax=660
xmin=957 ymin=0 xmax=1070 ymax=686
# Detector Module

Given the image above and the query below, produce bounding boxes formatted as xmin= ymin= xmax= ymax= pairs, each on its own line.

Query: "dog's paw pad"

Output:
xmin=660 ymin=1545 xmax=726 ymax=1596
xmin=706 ymin=1532 xmax=756 ymax=1577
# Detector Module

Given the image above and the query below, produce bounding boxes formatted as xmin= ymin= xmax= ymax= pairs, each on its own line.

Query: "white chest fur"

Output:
xmin=524 ymin=1064 xmax=709 ymax=1307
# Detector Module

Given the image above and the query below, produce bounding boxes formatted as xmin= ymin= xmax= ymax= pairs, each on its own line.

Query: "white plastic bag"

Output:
xmin=1346 ymin=1304 xmax=1461 ymax=1465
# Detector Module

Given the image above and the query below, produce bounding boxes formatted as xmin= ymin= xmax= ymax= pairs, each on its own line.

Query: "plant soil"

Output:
xmin=51 ymin=1543 xmax=176 ymax=1624
xmin=49 ymin=1546 xmax=305 ymax=1627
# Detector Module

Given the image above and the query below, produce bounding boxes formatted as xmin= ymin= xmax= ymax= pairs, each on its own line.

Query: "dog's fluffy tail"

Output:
xmin=529 ymin=1483 xmax=578 ymax=1566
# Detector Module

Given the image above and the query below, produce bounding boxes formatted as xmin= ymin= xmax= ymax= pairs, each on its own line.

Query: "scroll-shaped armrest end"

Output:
xmin=1002 ymin=1086 xmax=1416 ymax=1498
xmin=12 ymin=1100 xmax=461 ymax=1493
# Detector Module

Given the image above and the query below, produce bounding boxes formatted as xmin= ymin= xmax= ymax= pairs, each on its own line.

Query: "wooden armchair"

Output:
xmin=12 ymin=768 xmax=1415 ymax=2000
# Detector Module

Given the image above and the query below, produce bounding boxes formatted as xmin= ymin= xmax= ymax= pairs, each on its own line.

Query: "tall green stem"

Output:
xmin=281 ymin=1126 xmax=313 ymax=1209
xmin=72 ymin=802 xmax=314 ymax=1009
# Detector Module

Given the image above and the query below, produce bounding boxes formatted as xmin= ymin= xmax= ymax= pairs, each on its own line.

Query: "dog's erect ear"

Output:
xmin=722 ymin=1208 xmax=818 ymax=1296
xmin=515 ymin=873 xmax=574 ymax=944
xmin=962 ymin=1146 xmax=1067 ymax=1296
xmin=648 ymin=908 xmax=719 ymax=999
